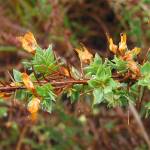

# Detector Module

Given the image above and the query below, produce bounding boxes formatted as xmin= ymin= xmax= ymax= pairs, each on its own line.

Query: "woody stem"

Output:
xmin=0 ymin=79 xmax=88 ymax=92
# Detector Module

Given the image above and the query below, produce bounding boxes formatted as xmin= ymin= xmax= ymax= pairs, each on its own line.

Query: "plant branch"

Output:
xmin=0 ymin=79 xmax=88 ymax=93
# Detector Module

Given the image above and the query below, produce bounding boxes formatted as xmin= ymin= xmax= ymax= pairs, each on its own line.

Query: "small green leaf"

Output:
xmin=13 ymin=69 xmax=22 ymax=82
xmin=110 ymin=56 xmax=128 ymax=73
xmin=36 ymin=83 xmax=56 ymax=112
xmin=41 ymin=98 xmax=53 ymax=113
xmin=32 ymin=45 xmax=58 ymax=74
xmin=36 ymin=83 xmax=55 ymax=101
xmin=93 ymin=88 xmax=104 ymax=105
xmin=88 ymin=78 xmax=101 ymax=88
xmin=138 ymin=62 xmax=150 ymax=89
xmin=85 ymin=53 xmax=103 ymax=76
xmin=141 ymin=62 xmax=150 ymax=75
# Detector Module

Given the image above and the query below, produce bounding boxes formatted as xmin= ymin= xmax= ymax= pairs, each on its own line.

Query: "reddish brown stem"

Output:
xmin=0 ymin=79 xmax=88 ymax=93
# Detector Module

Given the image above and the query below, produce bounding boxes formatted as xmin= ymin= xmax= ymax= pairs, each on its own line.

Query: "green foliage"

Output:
xmin=11 ymin=45 xmax=150 ymax=112
xmin=1 ymin=1 xmax=150 ymax=149
xmin=138 ymin=62 xmax=150 ymax=89
xmin=68 ymin=84 xmax=83 ymax=103
xmin=36 ymin=83 xmax=56 ymax=113
xmin=110 ymin=56 xmax=128 ymax=73
xmin=5 ymin=37 xmax=150 ymax=115
xmin=85 ymin=54 xmax=122 ymax=106
xmin=13 ymin=69 xmax=22 ymax=82
xmin=32 ymin=45 xmax=58 ymax=74
xmin=85 ymin=53 xmax=102 ymax=77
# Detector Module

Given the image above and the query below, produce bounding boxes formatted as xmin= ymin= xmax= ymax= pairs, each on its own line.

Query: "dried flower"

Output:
xmin=119 ymin=33 xmax=127 ymax=54
xmin=17 ymin=32 xmax=38 ymax=54
xmin=27 ymin=97 xmax=40 ymax=114
xmin=108 ymin=37 xmax=118 ymax=54
xmin=22 ymin=73 xmax=35 ymax=92
xmin=75 ymin=46 xmax=93 ymax=63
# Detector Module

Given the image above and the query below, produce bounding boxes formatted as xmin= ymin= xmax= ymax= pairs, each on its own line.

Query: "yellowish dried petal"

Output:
xmin=108 ymin=38 xmax=118 ymax=54
xmin=119 ymin=33 xmax=127 ymax=54
xmin=60 ymin=66 xmax=70 ymax=77
xmin=22 ymin=73 xmax=35 ymax=91
xmin=130 ymin=47 xmax=141 ymax=56
xmin=17 ymin=32 xmax=38 ymax=54
xmin=123 ymin=47 xmax=141 ymax=61
xmin=75 ymin=46 xmax=93 ymax=63
xmin=27 ymin=97 xmax=40 ymax=114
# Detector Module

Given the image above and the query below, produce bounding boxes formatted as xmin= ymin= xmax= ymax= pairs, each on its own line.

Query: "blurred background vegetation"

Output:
xmin=0 ymin=0 xmax=150 ymax=149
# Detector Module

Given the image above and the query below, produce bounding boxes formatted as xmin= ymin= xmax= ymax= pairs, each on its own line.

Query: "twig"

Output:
xmin=16 ymin=124 xmax=29 ymax=150
xmin=129 ymin=103 xmax=150 ymax=148
xmin=0 ymin=79 xmax=88 ymax=92
xmin=0 ymin=86 xmax=26 ymax=92
xmin=7 ymin=70 xmax=15 ymax=83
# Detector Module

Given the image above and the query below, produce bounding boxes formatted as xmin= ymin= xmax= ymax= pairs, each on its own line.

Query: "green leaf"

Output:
xmin=36 ymin=83 xmax=55 ymax=101
xmin=41 ymin=98 xmax=53 ymax=113
xmin=94 ymin=53 xmax=102 ymax=65
xmin=88 ymin=78 xmax=102 ymax=88
xmin=141 ymin=62 xmax=150 ymax=75
xmin=110 ymin=56 xmax=128 ymax=73
xmin=16 ymin=90 xmax=31 ymax=101
xmin=138 ymin=62 xmax=150 ymax=89
xmin=36 ymin=83 xmax=56 ymax=112
xmin=96 ymin=66 xmax=111 ymax=80
xmin=32 ymin=45 xmax=58 ymax=74
xmin=85 ymin=53 xmax=102 ymax=76
xmin=13 ymin=69 xmax=22 ymax=82
xmin=105 ymin=89 xmax=130 ymax=107
xmin=68 ymin=84 xmax=83 ymax=103
xmin=93 ymin=88 xmax=104 ymax=105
